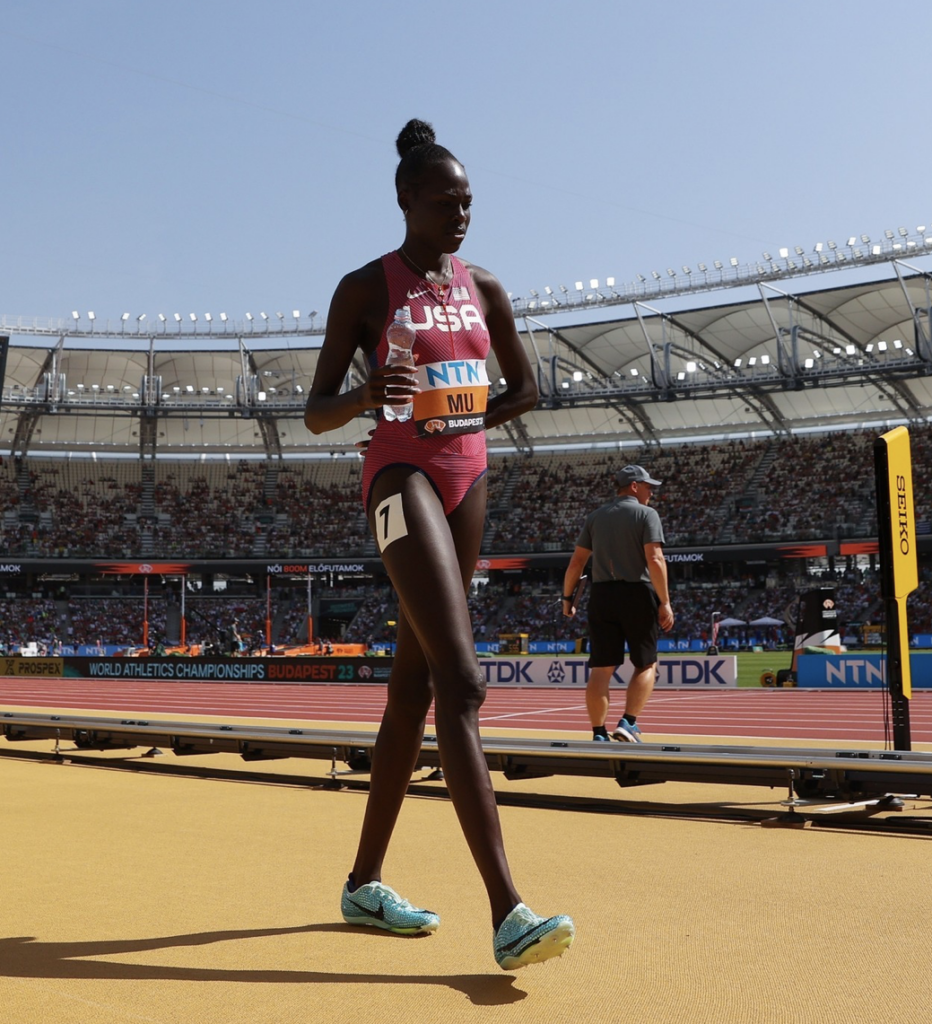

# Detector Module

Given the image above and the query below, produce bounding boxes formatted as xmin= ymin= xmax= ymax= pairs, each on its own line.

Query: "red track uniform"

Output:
xmin=362 ymin=251 xmax=491 ymax=515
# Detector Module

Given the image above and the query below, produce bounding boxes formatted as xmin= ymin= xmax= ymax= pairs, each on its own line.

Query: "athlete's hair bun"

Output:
xmin=396 ymin=119 xmax=437 ymax=158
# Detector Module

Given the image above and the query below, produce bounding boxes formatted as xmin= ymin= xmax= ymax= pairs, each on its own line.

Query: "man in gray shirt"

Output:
xmin=562 ymin=465 xmax=674 ymax=742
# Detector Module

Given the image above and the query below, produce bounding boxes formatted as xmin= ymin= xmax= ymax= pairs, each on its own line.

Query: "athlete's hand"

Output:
xmin=658 ymin=602 xmax=674 ymax=632
xmin=354 ymin=429 xmax=376 ymax=459
xmin=363 ymin=362 xmax=419 ymax=410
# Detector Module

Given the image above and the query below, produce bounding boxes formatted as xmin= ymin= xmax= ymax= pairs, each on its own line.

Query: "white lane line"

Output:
xmin=479 ymin=703 xmax=588 ymax=723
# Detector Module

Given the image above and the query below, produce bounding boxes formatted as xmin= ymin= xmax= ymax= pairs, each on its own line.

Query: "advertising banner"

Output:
xmin=797 ymin=653 xmax=932 ymax=689
xmin=62 ymin=656 xmax=393 ymax=684
xmin=479 ymin=656 xmax=737 ymax=688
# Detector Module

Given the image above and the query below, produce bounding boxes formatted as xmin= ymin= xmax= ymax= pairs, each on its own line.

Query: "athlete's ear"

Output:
xmin=397 ymin=189 xmax=411 ymax=216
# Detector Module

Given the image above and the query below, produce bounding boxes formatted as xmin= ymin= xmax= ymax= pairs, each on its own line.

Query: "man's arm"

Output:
xmin=644 ymin=541 xmax=674 ymax=631
xmin=562 ymin=545 xmax=591 ymax=617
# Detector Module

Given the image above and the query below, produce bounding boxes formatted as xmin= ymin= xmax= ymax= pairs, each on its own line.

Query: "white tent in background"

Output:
xmin=750 ymin=616 xmax=784 ymax=626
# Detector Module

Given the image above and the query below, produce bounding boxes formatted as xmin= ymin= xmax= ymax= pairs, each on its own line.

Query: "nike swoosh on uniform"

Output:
xmin=407 ymin=288 xmax=430 ymax=300
xmin=348 ymin=897 xmax=385 ymax=920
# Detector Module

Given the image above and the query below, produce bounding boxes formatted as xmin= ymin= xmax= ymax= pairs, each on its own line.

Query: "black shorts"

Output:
xmin=587 ymin=580 xmax=659 ymax=669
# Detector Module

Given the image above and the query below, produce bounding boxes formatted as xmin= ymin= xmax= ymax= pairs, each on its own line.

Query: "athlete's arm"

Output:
xmin=645 ymin=541 xmax=674 ymax=631
xmin=304 ymin=266 xmax=418 ymax=434
xmin=469 ymin=265 xmax=538 ymax=429
xmin=562 ymin=545 xmax=591 ymax=617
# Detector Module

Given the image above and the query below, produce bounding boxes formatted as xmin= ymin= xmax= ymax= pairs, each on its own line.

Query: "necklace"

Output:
xmin=399 ymin=246 xmax=453 ymax=299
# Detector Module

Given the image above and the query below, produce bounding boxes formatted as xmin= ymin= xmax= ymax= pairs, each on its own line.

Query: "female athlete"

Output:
xmin=304 ymin=119 xmax=574 ymax=969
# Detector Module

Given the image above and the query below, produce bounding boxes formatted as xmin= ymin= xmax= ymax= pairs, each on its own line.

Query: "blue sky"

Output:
xmin=2 ymin=1 xmax=930 ymax=325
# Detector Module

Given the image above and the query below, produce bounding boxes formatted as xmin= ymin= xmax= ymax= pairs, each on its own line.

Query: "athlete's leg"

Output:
xmin=367 ymin=466 xmax=520 ymax=925
xmin=585 ymin=665 xmax=614 ymax=728
xmin=350 ymin=605 xmax=432 ymax=887
xmin=624 ymin=662 xmax=656 ymax=717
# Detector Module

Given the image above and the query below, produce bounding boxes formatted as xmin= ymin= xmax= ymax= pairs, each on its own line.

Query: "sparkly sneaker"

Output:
xmin=493 ymin=903 xmax=575 ymax=970
xmin=612 ymin=719 xmax=643 ymax=743
xmin=341 ymin=880 xmax=439 ymax=935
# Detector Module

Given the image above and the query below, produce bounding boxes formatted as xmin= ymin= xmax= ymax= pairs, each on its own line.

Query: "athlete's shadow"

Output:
xmin=0 ymin=923 xmax=525 ymax=1006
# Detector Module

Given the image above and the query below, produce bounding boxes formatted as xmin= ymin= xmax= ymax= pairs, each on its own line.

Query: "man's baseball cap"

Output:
xmin=615 ymin=464 xmax=662 ymax=487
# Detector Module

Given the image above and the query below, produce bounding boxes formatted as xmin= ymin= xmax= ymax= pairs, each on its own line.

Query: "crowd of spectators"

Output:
xmin=2 ymin=426 xmax=932 ymax=559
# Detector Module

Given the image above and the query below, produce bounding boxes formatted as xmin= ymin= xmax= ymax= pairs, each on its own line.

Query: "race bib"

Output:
xmin=412 ymin=359 xmax=489 ymax=437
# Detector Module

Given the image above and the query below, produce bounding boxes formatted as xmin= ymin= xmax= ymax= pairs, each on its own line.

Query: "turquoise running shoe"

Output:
xmin=612 ymin=719 xmax=643 ymax=743
xmin=493 ymin=903 xmax=575 ymax=970
xmin=341 ymin=880 xmax=439 ymax=935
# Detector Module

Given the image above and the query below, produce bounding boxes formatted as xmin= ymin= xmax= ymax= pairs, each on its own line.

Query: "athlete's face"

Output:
xmin=402 ymin=159 xmax=472 ymax=255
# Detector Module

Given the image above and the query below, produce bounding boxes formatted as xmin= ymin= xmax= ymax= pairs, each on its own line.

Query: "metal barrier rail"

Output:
xmin=5 ymin=710 xmax=932 ymax=802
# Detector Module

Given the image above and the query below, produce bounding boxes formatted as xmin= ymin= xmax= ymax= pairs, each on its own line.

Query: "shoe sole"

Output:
xmin=342 ymin=913 xmax=438 ymax=935
xmin=611 ymin=729 xmax=641 ymax=743
xmin=497 ymin=921 xmax=575 ymax=970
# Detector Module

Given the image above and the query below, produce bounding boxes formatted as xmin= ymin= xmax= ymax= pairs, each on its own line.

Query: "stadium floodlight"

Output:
xmin=572 ymin=371 xmax=584 ymax=382
xmin=630 ymin=368 xmax=638 ymax=376
xmin=685 ymin=361 xmax=697 ymax=373
xmin=898 ymin=227 xmax=908 ymax=237
xmin=260 ymin=312 xmax=269 ymax=322
xmin=71 ymin=311 xmax=80 ymax=321
xmin=137 ymin=313 xmax=146 ymax=322
xmin=713 ymin=261 xmax=723 ymax=270
xmin=666 ymin=268 xmax=676 ymax=277
xmin=861 ymin=234 xmax=870 ymax=244
xmin=88 ymin=311 xmax=96 ymax=321
xmin=866 ymin=343 xmax=874 ymax=352
xmin=121 ymin=313 xmax=130 ymax=322
xmin=794 ymin=246 xmax=804 ymax=256
xmin=878 ymin=341 xmax=888 ymax=352
xmin=804 ymin=358 xmax=814 ymax=369
xmin=651 ymin=271 xmax=661 ymax=280
xmin=574 ymin=282 xmax=583 ymax=291
xmin=761 ymin=354 xmax=771 ymax=365
xmin=813 ymin=349 xmax=822 ymax=359
xmin=589 ymin=279 xmax=599 ymax=289
xmin=676 ymin=371 xmax=686 ymax=381
xmin=894 ymin=339 xmax=903 ymax=349
xmin=698 ymin=264 xmax=707 ymax=273
xmin=91 ymin=383 xmax=100 ymax=391
xmin=748 ymin=356 xmax=757 ymax=366
xmin=76 ymin=383 xmax=85 ymax=390
xmin=292 ymin=310 xmax=301 ymax=320
xmin=636 ymin=274 xmax=646 ymax=282
xmin=106 ymin=385 xmax=115 ymax=392
xmin=257 ymin=391 xmax=267 ymax=401
xmin=204 ymin=313 xmax=212 ymax=323
xmin=185 ymin=385 xmax=194 ymax=393
xmin=220 ymin=312 xmax=228 ymax=322
xmin=529 ymin=289 xmax=539 ymax=298
xmin=828 ymin=240 xmax=837 ymax=250
xmin=733 ymin=358 xmax=742 ymax=367
xmin=884 ymin=229 xmax=894 ymax=239
xmin=561 ymin=380 xmax=570 ymax=389
xmin=813 ymin=243 xmax=823 ymax=253
xmin=173 ymin=313 xmax=182 ymax=322
xmin=847 ymin=237 xmax=857 ymax=247
xmin=729 ymin=257 xmax=738 ymax=267
xmin=682 ymin=266 xmax=691 ymax=275
xmin=845 ymin=344 xmax=856 ymax=355
xmin=158 ymin=313 xmax=166 ymax=322
xmin=245 ymin=312 xmax=254 ymax=321
xmin=606 ymin=277 xmax=615 ymax=288
xmin=558 ymin=286 xmax=568 ymax=296
xmin=778 ymin=249 xmax=788 ymax=259
xmin=276 ymin=311 xmax=285 ymax=321
xmin=854 ymin=248 xmax=864 ymax=259
xmin=871 ymin=245 xmax=881 ymax=255
xmin=189 ymin=313 xmax=197 ymax=322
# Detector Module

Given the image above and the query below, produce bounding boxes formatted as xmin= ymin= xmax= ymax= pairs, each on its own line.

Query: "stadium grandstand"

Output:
xmin=1 ymin=228 xmax=932 ymax=655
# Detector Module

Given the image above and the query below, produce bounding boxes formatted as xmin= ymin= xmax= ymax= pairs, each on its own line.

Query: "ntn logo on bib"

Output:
xmin=413 ymin=360 xmax=489 ymax=436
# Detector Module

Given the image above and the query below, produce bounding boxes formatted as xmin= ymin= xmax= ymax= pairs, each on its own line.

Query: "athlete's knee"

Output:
xmin=434 ymin=666 xmax=487 ymax=717
xmin=385 ymin=671 xmax=434 ymax=721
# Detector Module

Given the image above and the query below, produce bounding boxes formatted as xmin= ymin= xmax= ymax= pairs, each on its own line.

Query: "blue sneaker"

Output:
xmin=592 ymin=733 xmax=611 ymax=742
xmin=612 ymin=719 xmax=643 ymax=743
xmin=493 ymin=903 xmax=575 ymax=970
xmin=341 ymin=880 xmax=439 ymax=935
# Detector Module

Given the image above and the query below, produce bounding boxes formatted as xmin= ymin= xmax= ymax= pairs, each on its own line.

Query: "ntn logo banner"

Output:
xmin=797 ymin=654 xmax=932 ymax=688
xmin=479 ymin=656 xmax=737 ymax=687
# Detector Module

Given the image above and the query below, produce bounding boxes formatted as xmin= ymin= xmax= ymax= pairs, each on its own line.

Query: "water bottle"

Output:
xmin=383 ymin=306 xmax=415 ymax=422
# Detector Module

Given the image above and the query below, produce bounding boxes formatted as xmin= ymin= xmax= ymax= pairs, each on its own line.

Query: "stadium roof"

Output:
xmin=2 ymin=267 xmax=931 ymax=458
